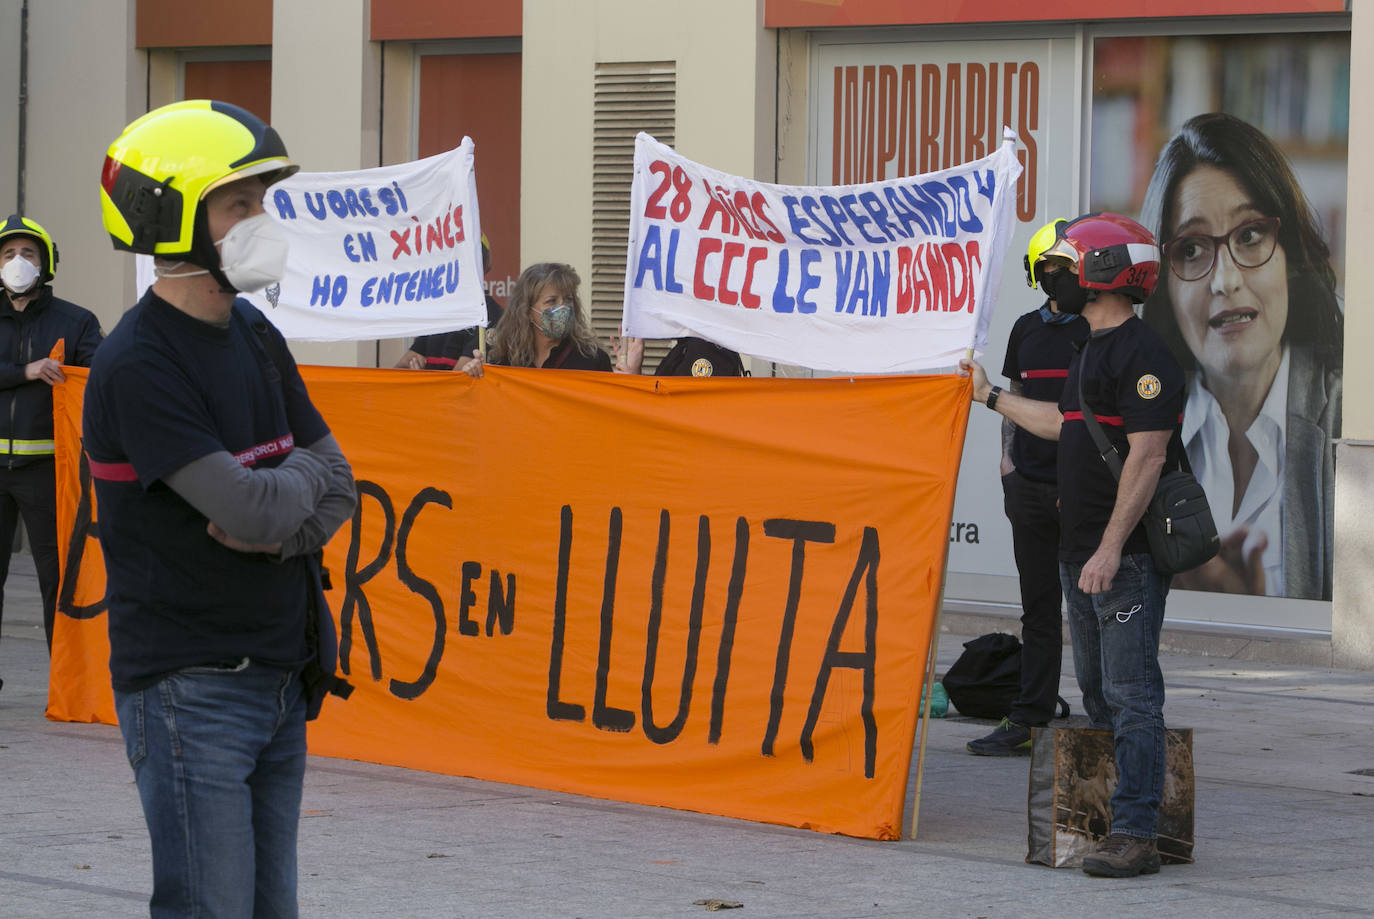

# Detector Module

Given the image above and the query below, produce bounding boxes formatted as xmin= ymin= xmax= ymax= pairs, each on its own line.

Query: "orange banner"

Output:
xmin=50 ymin=364 xmax=970 ymax=839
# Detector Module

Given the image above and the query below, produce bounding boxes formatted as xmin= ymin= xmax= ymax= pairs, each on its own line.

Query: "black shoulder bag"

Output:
xmin=1076 ymin=338 xmax=1219 ymax=575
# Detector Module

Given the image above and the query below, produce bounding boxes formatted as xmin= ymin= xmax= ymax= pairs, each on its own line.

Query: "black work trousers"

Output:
xmin=0 ymin=459 xmax=60 ymax=651
xmin=1002 ymin=469 xmax=1063 ymax=727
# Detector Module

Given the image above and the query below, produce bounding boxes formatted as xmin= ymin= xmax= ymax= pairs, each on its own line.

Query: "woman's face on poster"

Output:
xmin=1166 ymin=164 xmax=1289 ymax=383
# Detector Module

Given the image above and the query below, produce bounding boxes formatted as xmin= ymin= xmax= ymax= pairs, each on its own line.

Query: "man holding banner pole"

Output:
xmin=960 ymin=212 xmax=1184 ymax=878
xmin=89 ymin=100 xmax=357 ymax=917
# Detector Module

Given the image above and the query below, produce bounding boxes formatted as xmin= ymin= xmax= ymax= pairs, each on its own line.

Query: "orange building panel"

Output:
xmin=137 ymin=0 xmax=272 ymax=48
xmin=371 ymin=0 xmax=521 ymax=40
xmin=417 ymin=52 xmax=523 ymax=300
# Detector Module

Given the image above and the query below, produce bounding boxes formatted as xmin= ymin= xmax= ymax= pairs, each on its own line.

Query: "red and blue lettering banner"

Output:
xmin=621 ymin=131 xmax=1022 ymax=373
xmin=49 ymin=365 xmax=971 ymax=839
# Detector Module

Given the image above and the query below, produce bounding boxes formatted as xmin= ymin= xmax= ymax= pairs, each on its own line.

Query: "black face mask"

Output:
xmin=1044 ymin=269 xmax=1090 ymax=315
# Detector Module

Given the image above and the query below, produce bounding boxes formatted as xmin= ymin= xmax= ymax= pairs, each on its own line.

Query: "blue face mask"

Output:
xmin=536 ymin=303 xmax=573 ymax=340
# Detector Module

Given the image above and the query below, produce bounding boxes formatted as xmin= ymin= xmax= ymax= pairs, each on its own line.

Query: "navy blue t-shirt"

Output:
xmin=1057 ymin=316 xmax=1184 ymax=564
xmin=489 ymin=339 xmax=613 ymax=371
xmin=409 ymin=295 xmax=505 ymax=369
xmin=410 ymin=331 xmax=461 ymax=369
xmin=441 ymin=294 xmax=505 ymax=364
xmin=83 ymin=291 xmax=330 ymax=691
xmin=1001 ymin=304 xmax=1086 ymax=483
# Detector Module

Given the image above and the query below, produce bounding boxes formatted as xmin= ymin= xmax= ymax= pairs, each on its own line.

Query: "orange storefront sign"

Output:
xmin=764 ymin=0 xmax=1345 ymax=27
xmin=49 ymin=364 xmax=969 ymax=840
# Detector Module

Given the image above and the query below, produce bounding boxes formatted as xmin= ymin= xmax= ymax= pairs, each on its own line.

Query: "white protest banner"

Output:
xmin=621 ymin=131 xmax=1022 ymax=373
xmin=137 ymin=142 xmax=487 ymax=342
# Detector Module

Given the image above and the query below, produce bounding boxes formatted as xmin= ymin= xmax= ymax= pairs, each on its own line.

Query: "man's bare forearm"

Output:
xmin=962 ymin=358 xmax=1061 ymax=440
xmin=989 ymin=388 xmax=1063 ymax=440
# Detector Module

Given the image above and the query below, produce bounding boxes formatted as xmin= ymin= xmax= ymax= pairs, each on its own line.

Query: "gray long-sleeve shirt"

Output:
xmin=164 ymin=432 xmax=356 ymax=557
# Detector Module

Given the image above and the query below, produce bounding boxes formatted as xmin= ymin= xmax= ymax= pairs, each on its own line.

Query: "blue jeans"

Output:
xmin=115 ymin=661 xmax=307 ymax=919
xmin=1060 ymin=553 xmax=1169 ymax=839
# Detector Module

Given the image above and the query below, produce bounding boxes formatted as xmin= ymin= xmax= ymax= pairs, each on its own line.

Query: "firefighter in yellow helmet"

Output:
xmin=87 ymin=100 xmax=355 ymax=917
xmin=0 ymin=214 xmax=102 ymax=667
xmin=964 ymin=218 xmax=1085 ymax=758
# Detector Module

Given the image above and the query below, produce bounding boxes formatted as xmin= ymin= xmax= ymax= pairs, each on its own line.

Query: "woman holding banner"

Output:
xmin=1140 ymin=112 xmax=1342 ymax=600
xmin=460 ymin=262 xmax=611 ymax=375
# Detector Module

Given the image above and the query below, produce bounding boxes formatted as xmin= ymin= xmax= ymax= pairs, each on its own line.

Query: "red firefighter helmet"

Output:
xmin=1046 ymin=212 xmax=1160 ymax=303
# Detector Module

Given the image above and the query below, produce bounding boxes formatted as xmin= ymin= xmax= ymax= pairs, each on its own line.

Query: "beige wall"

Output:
xmin=776 ymin=29 xmax=811 ymax=187
xmin=373 ymin=40 xmax=417 ymax=368
xmin=520 ymin=0 xmax=775 ymax=279
xmin=24 ymin=0 xmax=143 ymax=334
xmin=0 ymin=2 xmax=20 ymax=217
xmin=272 ymin=0 xmax=377 ymax=173
xmin=1332 ymin=0 xmax=1373 ymax=668
xmin=1342 ymin=6 xmax=1374 ymax=442
xmin=272 ymin=0 xmax=382 ymax=366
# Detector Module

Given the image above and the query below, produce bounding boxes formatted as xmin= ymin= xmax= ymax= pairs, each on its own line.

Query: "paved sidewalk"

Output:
xmin=4 ymin=557 xmax=1374 ymax=918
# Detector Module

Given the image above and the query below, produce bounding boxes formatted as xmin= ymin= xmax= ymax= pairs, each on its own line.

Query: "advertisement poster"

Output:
xmin=1091 ymin=32 xmax=1349 ymax=603
xmin=814 ymin=26 xmax=1347 ymax=626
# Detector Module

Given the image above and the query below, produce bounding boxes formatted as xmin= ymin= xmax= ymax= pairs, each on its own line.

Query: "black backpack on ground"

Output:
xmin=941 ymin=632 xmax=1069 ymax=720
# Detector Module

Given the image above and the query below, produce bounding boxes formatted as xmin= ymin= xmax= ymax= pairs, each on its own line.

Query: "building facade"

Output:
xmin=2 ymin=0 xmax=1368 ymax=662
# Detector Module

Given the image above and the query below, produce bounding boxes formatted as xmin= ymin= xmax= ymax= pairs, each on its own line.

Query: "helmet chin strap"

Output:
xmin=207 ymin=264 xmax=238 ymax=294
xmin=186 ymin=207 xmax=239 ymax=293
xmin=152 ymin=260 xmax=209 ymax=279
xmin=152 ymin=259 xmax=236 ymax=293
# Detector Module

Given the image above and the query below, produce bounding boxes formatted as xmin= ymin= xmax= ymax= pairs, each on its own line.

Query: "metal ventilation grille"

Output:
xmin=591 ymin=61 xmax=675 ymax=371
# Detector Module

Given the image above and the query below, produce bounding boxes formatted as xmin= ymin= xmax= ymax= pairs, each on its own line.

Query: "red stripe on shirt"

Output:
xmin=1020 ymin=369 xmax=1069 ymax=379
xmin=88 ymin=437 xmax=295 ymax=482
xmin=1063 ymin=411 xmax=1125 ymax=426
xmin=1063 ymin=412 xmax=1184 ymax=427
xmin=232 ymin=434 xmax=295 ymax=467
xmin=425 ymin=356 xmax=457 ymax=368
xmin=88 ymin=456 xmax=139 ymax=482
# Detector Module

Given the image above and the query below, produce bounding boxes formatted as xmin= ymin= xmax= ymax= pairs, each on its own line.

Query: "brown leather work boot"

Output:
xmin=1081 ymin=834 xmax=1161 ymax=878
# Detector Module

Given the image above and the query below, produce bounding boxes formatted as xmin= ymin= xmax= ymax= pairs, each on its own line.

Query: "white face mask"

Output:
xmin=216 ymin=212 xmax=289 ymax=292
xmin=1 ymin=256 xmax=40 ymax=294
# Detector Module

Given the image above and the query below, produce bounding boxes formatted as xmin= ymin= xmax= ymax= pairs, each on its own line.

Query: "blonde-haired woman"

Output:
xmin=460 ymin=262 xmax=611 ymax=375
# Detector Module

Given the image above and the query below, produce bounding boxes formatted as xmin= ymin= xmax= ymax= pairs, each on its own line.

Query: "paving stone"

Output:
xmin=5 ymin=556 xmax=1372 ymax=919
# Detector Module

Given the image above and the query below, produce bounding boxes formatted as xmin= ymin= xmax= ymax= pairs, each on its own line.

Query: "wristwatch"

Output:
xmin=986 ymin=385 xmax=1002 ymax=411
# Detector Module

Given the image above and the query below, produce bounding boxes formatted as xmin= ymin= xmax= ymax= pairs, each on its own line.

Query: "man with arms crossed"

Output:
xmin=88 ymin=100 xmax=356 ymax=917
xmin=960 ymin=212 xmax=1184 ymax=878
